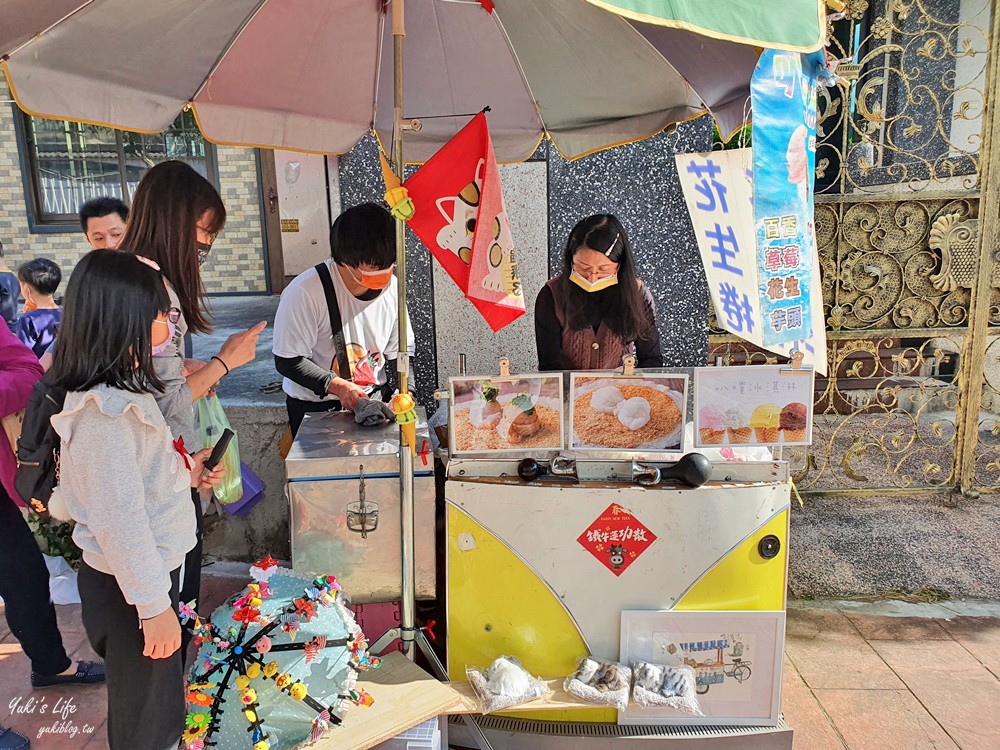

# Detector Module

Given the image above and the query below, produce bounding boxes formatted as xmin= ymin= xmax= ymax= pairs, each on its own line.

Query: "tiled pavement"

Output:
xmin=783 ymin=605 xmax=1000 ymax=750
xmin=2 ymin=577 xmax=998 ymax=749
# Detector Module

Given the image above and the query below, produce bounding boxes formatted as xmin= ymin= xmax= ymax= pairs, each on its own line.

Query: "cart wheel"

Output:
xmin=733 ymin=664 xmax=751 ymax=683
xmin=697 ymin=684 xmax=709 ymax=695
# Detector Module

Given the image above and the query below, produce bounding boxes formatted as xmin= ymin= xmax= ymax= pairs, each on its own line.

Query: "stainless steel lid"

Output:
xmin=286 ymin=408 xmax=431 ymax=479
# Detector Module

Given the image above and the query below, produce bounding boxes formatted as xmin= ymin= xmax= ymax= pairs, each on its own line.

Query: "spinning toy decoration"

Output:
xmin=181 ymin=556 xmax=379 ymax=749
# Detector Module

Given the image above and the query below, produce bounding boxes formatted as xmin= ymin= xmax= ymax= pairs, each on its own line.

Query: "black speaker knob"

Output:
xmin=517 ymin=458 xmax=545 ymax=482
xmin=758 ymin=534 xmax=781 ymax=560
xmin=660 ymin=453 xmax=713 ymax=488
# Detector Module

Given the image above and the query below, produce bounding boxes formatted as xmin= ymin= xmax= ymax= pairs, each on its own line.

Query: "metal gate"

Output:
xmin=710 ymin=0 xmax=1000 ymax=497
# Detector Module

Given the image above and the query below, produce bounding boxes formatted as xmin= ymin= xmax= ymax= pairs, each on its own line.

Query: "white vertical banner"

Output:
xmin=676 ymin=148 xmax=827 ymax=375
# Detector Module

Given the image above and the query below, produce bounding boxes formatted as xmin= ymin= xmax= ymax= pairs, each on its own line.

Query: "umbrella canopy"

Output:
xmin=584 ymin=0 xmax=827 ymax=52
xmin=1 ymin=0 xmax=759 ymax=161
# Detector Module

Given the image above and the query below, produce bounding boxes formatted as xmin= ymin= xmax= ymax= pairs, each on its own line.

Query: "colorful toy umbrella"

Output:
xmin=182 ymin=557 xmax=378 ymax=750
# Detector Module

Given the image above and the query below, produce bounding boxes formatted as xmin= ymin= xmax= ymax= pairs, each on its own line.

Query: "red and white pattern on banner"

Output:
xmin=576 ymin=503 xmax=657 ymax=577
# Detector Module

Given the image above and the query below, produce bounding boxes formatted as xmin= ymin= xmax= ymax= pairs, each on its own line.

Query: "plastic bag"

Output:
xmin=195 ymin=395 xmax=243 ymax=504
xmin=564 ymin=658 xmax=631 ymax=710
xmin=681 ymin=422 xmax=772 ymax=461
xmin=220 ymin=463 xmax=266 ymax=517
xmin=632 ymin=661 xmax=702 ymax=715
xmin=43 ymin=554 xmax=80 ymax=605
xmin=467 ymin=656 xmax=549 ymax=714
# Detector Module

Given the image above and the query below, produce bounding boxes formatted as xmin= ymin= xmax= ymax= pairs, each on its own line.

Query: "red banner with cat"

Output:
xmin=404 ymin=113 xmax=525 ymax=332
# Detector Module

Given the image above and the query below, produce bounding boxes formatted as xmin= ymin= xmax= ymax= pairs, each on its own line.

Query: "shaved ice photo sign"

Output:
xmin=693 ymin=366 xmax=814 ymax=448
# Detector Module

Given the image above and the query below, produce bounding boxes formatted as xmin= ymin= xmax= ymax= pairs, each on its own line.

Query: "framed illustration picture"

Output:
xmin=619 ymin=610 xmax=785 ymax=727
xmin=569 ymin=373 xmax=688 ymax=454
xmin=693 ymin=365 xmax=815 ymax=447
xmin=448 ymin=373 xmax=564 ymax=455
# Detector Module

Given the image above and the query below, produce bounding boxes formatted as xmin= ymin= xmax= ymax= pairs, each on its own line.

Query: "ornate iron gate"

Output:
xmin=710 ymin=0 xmax=1000 ymax=496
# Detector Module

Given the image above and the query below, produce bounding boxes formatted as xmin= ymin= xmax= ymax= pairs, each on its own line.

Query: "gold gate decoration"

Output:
xmin=709 ymin=0 xmax=1000 ymax=495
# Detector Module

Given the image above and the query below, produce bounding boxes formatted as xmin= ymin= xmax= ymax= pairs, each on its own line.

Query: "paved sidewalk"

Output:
xmin=1 ymin=582 xmax=998 ymax=749
xmin=782 ymin=600 xmax=1000 ymax=750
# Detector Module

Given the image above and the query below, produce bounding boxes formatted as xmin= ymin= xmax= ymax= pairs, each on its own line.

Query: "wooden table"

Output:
xmin=326 ymin=652 xmax=599 ymax=749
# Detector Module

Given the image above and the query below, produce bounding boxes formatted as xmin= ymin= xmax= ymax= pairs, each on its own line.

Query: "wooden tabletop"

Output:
xmin=324 ymin=652 xmax=604 ymax=749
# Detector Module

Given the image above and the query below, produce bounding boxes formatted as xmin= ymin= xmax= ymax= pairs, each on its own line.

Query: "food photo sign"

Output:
xmin=449 ymin=373 xmax=564 ymax=455
xmin=569 ymin=373 xmax=688 ymax=455
xmin=693 ymin=365 xmax=814 ymax=447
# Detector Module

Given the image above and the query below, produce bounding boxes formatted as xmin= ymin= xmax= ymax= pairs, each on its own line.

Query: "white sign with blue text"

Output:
xmin=676 ymin=149 xmax=827 ymax=374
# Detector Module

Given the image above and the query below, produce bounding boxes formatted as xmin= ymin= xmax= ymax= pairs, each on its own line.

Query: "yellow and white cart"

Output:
xmin=445 ymin=454 xmax=793 ymax=749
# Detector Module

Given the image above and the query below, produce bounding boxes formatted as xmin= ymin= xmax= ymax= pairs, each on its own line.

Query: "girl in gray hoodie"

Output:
xmin=48 ymin=251 xmax=224 ymax=750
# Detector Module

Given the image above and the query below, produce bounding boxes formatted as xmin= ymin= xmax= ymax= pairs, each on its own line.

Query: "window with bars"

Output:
xmin=16 ymin=110 xmax=217 ymax=228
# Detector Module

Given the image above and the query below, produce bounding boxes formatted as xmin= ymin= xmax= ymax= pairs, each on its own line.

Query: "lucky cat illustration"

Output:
xmin=435 ymin=160 xmax=486 ymax=265
xmin=434 ymin=158 xmax=522 ymax=301
xmin=482 ymin=211 xmax=522 ymax=299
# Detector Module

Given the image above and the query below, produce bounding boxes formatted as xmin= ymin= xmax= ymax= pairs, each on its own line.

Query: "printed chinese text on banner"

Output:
xmin=676 ymin=149 xmax=827 ymax=375
xmin=750 ymin=49 xmax=826 ymax=347
xmin=404 ymin=113 xmax=525 ymax=332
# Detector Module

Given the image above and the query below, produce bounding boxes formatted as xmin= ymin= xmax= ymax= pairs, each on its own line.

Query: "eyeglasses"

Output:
xmin=572 ymin=262 xmax=619 ymax=277
xmin=196 ymin=225 xmax=219 ymax=244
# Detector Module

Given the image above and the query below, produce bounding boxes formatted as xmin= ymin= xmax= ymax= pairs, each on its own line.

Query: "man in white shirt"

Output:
xmin=273 ymin=203 xmax=415 ymax=436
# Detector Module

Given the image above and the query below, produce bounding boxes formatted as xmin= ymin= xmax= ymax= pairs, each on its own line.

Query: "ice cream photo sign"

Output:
xmin=449 ymin=374 xmax=564 ymax=455
xmin=693 ymin=365 xmax=814 ymax=448
xmin=570 ymin=374 xmax=688 ymax=454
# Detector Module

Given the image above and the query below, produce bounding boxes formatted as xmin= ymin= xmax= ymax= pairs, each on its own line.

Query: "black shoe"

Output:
xmin=31 ymin=660 xmax=105 ymax=689
xmin=0 ymin=727 xmax=30 ymax=750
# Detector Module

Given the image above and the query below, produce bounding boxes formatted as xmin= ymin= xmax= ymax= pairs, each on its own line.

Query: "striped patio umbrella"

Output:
xmin=0 ymin=0 xmax=783 ymax=161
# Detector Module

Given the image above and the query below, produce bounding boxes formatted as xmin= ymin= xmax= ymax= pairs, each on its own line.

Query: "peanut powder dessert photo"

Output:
xmin=570 ymin=375 xmax=687 ymax=452
xmin=451 ymin=375 xmax=564 ymax=453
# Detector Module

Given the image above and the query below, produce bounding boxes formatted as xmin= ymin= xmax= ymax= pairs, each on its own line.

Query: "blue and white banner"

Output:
xmin=676 ymin=148 xmax=828 ymax=375
xmin=750 ymin=49 xmax=826 ymax=347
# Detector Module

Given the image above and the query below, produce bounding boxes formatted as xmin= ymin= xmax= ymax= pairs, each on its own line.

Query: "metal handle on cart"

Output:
xmin=549 ymin=455 xmax=578 ymax=478
xmin=346 ymin=465 xmax=379 ymax=538
xmin=629 ymin=454 xmax=714 ymax=489
xmin=517 ymin=456 xmax=578 ymax=483
xmin=632 ymin=462 xmax=661 ymax=487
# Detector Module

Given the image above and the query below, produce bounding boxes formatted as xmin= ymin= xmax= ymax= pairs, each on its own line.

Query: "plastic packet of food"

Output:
xmin=563 ymin=658 xmax=631 ymax=710
xmin=466 ymin=656 xmax=550 ymax=714
xmin=631 ymin=661 xmax=702 ymax=715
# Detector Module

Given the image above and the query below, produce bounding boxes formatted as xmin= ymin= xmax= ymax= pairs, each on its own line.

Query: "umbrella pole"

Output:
xmin=380 ymin=6 xmax=495 ymax=746
xmin=391 ymin=0 xmax=417 ymax=663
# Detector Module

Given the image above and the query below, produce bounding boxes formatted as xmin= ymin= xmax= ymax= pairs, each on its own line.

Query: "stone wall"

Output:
xmin=338 ymin=116 xmax=714 ymax=410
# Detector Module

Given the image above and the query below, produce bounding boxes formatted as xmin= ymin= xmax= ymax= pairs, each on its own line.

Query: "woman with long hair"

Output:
xmin=118 ymin=160 xmax=265 ymax=643
xmin=535 ymin=214 xmax=661 ymax=371
xmin=48 ymin=251 xmax=223 ymax=750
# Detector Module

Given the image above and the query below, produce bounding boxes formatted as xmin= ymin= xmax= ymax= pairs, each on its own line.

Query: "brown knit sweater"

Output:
xmin=535 ymin=278 xmax=661 ymax=371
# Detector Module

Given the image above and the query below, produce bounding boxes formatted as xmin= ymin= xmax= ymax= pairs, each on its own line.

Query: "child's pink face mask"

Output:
xmin=151 ymin=315 xmax=175 ymax=356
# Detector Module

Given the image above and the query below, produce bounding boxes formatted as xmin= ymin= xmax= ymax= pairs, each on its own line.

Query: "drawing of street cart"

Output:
xmin=680 ymin=638 xmax=753 ymax=694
